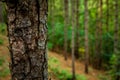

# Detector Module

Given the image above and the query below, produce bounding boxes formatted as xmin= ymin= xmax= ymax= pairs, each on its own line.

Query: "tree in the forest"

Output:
xmin=49 ymin=0 xmax=54 ymax=28
xmin=0 ymin=2 xmax=3 ymax=23
xmin=75 ymin=0 xmax=80 ymax=59
xmin=106 ymin=0 xmax=109 ymax=32
xmin=0 ymin=0 xmax=48 ymax=80
xmin=64 ymin=0 xmax=69 ymax=60
xmin=71 ymin=0 xmax=76 ymax=79
xmin=84 ymin=0 xmax=89 ymax=74
xmin=94 ymin=0 xmax=103 ymax=69
xmin=114 ymin=0 xmax=120 ymax=79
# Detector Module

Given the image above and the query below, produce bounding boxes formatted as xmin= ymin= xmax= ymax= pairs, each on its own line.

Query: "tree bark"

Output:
xmin=5 ymin=0 xmax=48 ymax=80
xmin=98 ymin=0 xmax=103 ymax=69
xmin=106 ymin=0 xmax=109 ymax=32
xmin=75 ymin=0 xmax=80 ymax=59
xmin=64 ymin=0 xmax=69 ymax=60
xmin=114 ymin=0 xmax=120 ymax=79
xmin=0 ymin=2 xmax=3 ymax=23
xmin=84 ymin=0 xmax=89 ymax=74
xmin=94 ymin=0 xmax=103 ymax=70
xmin=71 ymin=0 xmax=76 ymax=79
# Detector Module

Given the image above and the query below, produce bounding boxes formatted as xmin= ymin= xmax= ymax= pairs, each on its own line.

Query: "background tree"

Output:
xmin=0 ymin=2 xmax=3 ymax=23
xmin=106 ymin=0 xmax=109 ymax=32
xmin=94 ymin=0 xmax=103 ymax=69
xmin=84 ymin=0 xmax=89 ymax=74
xmin=49 ymin=0 xmax=54 ymax=28
xmin=71 ymin=0 xmax=76 ymax=79
xmin=114 ymin=0 xmax=120 ymax=79
xmin=75 ymin=0 xmax=80 ymax=58
xmin=64 ymin=0 xmax=69 ymax=60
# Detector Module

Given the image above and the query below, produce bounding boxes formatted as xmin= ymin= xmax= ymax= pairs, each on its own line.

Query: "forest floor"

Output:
xmin=48 ymin=51 xmax=104 ymax=80
xmin=0 ymin=35 xmax=107 ymax=80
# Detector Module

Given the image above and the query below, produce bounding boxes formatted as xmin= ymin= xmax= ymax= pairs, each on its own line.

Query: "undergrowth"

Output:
xmin=48 ymin=57 xmax=87 ymax=80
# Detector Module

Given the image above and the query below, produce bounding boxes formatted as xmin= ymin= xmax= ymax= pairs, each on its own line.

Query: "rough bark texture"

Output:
xmin=6 ymin=0 xmax=48 ymax=80
xmin=64 ymin=0 xmax=69 ymax=60
xmin=71 ymin=0 xmax=76 ymax=79
xmin=84 ymin=0 xmax=89 ymax=74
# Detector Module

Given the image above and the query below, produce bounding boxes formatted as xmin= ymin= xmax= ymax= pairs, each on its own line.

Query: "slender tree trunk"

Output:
xmin=114 ymin=0 xmax=120 ymax=79
xmin=75 ymin=0 xmax=80 ymax=59
xmin=5 ymin=0 xmax=48 ymax=79
xmin=51 ymin=0 xmax=54 ymax=28
xmin=98 ymin=0 xmax=103 ymax=69
xmin=64 ymin=0 xmax=69 ymax=60
xmin=0 ymin=2 xmax=3 ymax=23
xmin=84 ymin=0 xmax=89 ymax=74
xmin=94 ymin=0 xmax=103 ymax=69
xmin=106 ymin=0 xmax=109 ymax=32
xmin=94 ymin=0 xmax=99 ymax=69
xmin=71 ymin=0 xmax=76 ymax=79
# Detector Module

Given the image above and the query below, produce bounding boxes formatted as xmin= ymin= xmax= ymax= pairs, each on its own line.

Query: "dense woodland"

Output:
xmin=48 ymin=0 xmax=120 ymax=80
xmin=0 ymin=0 xmax=120 ymax=80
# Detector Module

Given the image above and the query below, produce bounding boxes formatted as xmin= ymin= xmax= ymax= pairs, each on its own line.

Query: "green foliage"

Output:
xmin=2 ymin=3 xmax=7 ymax=23
xmin=0 ymin=57 xmax=10 ymax=77
xmin=0 ymin=57 xmax=4 ymax=66
xmin=48 ymin=57 xmax=87 ymax=80
xmin=48 ymin=22 xmax=64 ymax=49
xmin=0 ymin=23 xmax=6 ymax=35
xmin=0 ymin=68 xmax=10 ymax=77
xmin=109 ymin=53 xmax=120 ymax=79
xmin=49 ymin=57 xmax=60 ymax=65
xmin=98 ymin=74 xmax=110 ymax=80
xmin=48 ymin=42 xmax=53 ymax=50
xmin=0 ymin=38 xmax=4 ymax=45
xmin=76 ymin=74 xmax=87 ymax=80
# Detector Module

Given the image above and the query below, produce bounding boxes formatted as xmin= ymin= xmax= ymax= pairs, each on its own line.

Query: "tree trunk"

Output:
xmin=6 ymin=0 xmax=48 ymax=80
xmin=64 ymin=0 xmax=69 ymax=60
xmin=106 ymin=0 xmax=109 ymax=32
xmin=94 ymin=0 xmax=103 ymax=70
xmin=50 ymin=0 xmax=54 ymax=28
xmin=98 ymin=0 xmax=103 ymax=69
xmin=75 ymin=0 xmax=80 ymax=59
xmin=0 ymin=2 xmax=3 ymax=23
xmin=114 ymin=0 xmax=120 ymax=79
xmin=71 ymin=0 xmax=76 ymax=79
xmin=84 ymin=0 xmax=89 ymax=74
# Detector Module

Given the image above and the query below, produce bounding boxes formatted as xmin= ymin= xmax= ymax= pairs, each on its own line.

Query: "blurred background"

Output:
xmin=0 ymin=0 xmax=120 ymax=80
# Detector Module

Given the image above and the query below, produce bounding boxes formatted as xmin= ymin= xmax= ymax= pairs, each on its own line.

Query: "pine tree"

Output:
xmin=71 ymin=0 xmax=76 ymax=79
xmin=114 ymin=0 xmax=120 ymax=79
xmin=94 ymin=0 xmax=103 ymax=69
xmin=1 ymin=0 xmax=48 ymax=79
xmin=84 ymin=0 xmax=89 ymax=74
xmin=75 ymin=0 xmax=80 ymax=58
xmin=64 ymin=0 xmax=69 ymax=60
